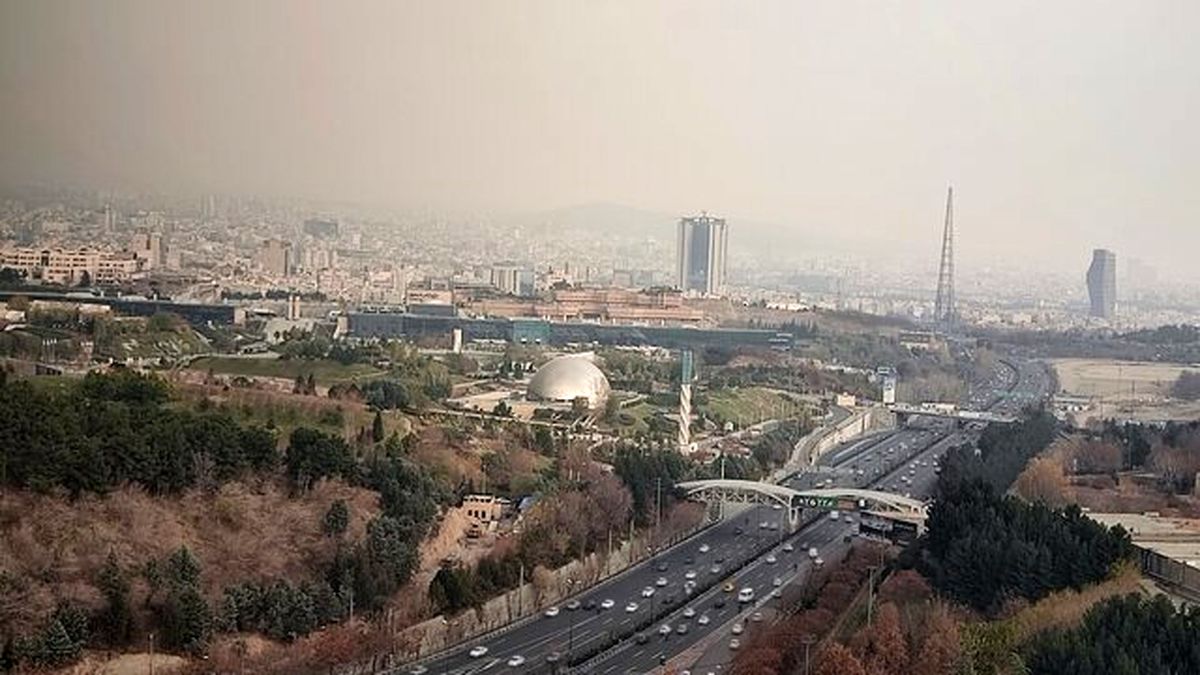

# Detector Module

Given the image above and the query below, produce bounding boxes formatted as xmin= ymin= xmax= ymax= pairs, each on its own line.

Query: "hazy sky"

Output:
xmin=1 ymin=1 xmax=1197 ymax=274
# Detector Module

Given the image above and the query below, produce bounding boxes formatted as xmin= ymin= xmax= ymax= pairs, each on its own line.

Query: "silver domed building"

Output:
xmin=527 ymin=353 xmax=611 ymax=408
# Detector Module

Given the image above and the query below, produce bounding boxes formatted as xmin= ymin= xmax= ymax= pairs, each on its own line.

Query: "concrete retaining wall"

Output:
xmin=771 ymin=405 xmax=895 ymax=483
xmin=366 ymin=522 xmax=709 ymax=672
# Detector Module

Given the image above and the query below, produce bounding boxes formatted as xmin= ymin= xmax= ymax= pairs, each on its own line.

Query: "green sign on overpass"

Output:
xmin=797 ymin=495 xmax=838 ymax=510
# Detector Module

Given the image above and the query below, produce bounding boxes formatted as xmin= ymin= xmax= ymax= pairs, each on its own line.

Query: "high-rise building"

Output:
xmin=1086 ymin=248 xmax=1117 ymax=319
xmin=676 ymin=213 xmax=728 ymax=296
xmin=490 ymin=265 xmax=533 ymax=296
xmin=259 ymin=239 xmax=293 ymax=277
xmin=303 ymin=218 xmax=339 ymax=239
xmin=131 ymin=232 xmax=166 ymax=269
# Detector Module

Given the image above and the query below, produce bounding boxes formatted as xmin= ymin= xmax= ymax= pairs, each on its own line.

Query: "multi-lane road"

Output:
xmin=406 ymin=421 xmax=953 ymax=675
xmin=404 ymin=358 xmax=1048 ymax=675
xmin=587 ymin=425 xmax=958 ymax=675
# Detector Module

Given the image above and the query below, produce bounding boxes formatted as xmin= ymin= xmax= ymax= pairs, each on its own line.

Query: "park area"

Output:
xmin=188 ymin=355 xmax=385 ymax=386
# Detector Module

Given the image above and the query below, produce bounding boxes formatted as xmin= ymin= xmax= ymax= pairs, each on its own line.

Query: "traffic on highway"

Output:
xmin=401 ymin=359 xmax=1047 ymax=675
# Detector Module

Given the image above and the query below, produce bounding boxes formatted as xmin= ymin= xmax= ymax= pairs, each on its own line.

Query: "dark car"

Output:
xmin=635 ymin=633 xmax=649 ymax=645
xmin=713 ymin=597 xmax=726 ymax=609
xmin=656 ymin=561 xmax=669 ymax=572
xmin=584 ymin=599 xmax=597 ymax=611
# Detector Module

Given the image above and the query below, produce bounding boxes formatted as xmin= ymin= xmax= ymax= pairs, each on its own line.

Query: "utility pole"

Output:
xmin=655 ymin=476 xmax=662 ymax=534
xmin=867 ymin=565 xmax=878 ymax=626
xmin=606 ymin=528 xmax=613 ymax=575
xmin=802 ymin=634 xmax=816 ymax=675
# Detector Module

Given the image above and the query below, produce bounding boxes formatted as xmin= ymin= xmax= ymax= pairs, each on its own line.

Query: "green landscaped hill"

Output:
xmin=188 ymin=355 xmax=385 ymax=385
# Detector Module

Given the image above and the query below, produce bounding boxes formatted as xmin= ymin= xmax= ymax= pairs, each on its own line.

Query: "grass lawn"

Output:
xmin=612 ymin=400 xmax=655 ymax=436
xmin=189 ymin=356 xmax=385 ymax=385
xmin=702 ymin=386 xmax=795 ymax=426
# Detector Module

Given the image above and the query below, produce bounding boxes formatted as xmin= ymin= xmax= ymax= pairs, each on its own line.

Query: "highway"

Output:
xmin=403 ymin=423 xmax=947 ymax=675
xmin=404 ymin=358 xmax=1047 ymax=675
xmin=583 ymin=424 xmax=956 ymax=675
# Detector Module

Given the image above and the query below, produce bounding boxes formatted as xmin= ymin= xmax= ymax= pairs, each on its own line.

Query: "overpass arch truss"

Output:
xmin=676 ymin=479 xmax=928 ymax=521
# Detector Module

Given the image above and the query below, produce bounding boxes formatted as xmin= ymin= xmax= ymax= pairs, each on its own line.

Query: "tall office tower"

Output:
xmin=676 ymin=213 xmax=729 ymax=297
xmin=490 ymin=265 xmax=521 ymax=295
xmin=933 ymin=187 xmax=956 ymax=325
xmin=1087 ymin=248 xmax=1117 ymax=319
xmin=131 ymin=232 xmax=165 ymax=269
xmin=259 ymin=239 xmax=293 ymax=277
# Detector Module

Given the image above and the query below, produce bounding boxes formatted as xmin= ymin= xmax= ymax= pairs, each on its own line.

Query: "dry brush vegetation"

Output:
xmin=0 ymin=479 xmax=380 ymax=634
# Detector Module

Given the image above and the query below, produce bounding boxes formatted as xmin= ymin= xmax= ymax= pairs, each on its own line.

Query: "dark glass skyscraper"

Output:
xmin=676 ymin=214 xmax=728 ymax=296
xmin=1086 ymin=248 xmax=1117 ymax=319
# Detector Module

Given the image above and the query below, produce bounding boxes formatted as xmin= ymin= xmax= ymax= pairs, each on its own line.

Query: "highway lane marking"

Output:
xmin=427 ymin=431 xmax=944 ymax=671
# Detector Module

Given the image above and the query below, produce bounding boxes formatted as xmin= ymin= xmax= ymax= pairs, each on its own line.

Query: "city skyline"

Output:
xmin=2 ymin=1 xmax=1198 ymax=277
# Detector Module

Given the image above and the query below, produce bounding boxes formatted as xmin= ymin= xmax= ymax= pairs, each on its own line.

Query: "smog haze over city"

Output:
xmin=5 ymin=4 xmax=1200 ymax=675
xmin=2 ymin=1 xmax=1198 ymax=276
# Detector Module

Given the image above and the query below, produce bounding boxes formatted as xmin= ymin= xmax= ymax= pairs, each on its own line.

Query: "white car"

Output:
xmin=729 ymin=638 xmax=741 ymax=650
xmin=625 ymin=602 xmax=639 ymax=613
xmin=782 ymin=543 xmax=794 ymax=552
xmin=642 ymin=586 xmax=656 ymax=598
xmin=815 ymin=557 xmax=825 ymax=567
xmin=683 ymin=607 xmax=696 ymax=618
xmin=698 ymin=614 xmax=711 ymax=626
xmin=469 ymin=646 xmax=488 ymax=658
xmin=773 ymin=577 xmax=783 ymax=587
xmin=507 ymin=655 xmax=525 ymax=667
xmin=808 ymin=547 xmax=819 ymax=559
xmin=828 ymin=510 xmax=840 ymax=521
xmin=685 ymin=570 xmax=697 ymax=580
xmin=544 ymin=606 xmax=560 ymax=617
xmin=731 ymin=622 xmax=744 ymax=635
xmin=600 ymin=598 xmax=615 ymax=610
xmin=655 ymin=576 xmax=669 ymax=587
xmin=766 ymin=554 xmax=777 ymax=564
xmin=659 ymin=623 xmax=673 ymax=636
xmin=699 ymin=543 xmax=711 ymax=554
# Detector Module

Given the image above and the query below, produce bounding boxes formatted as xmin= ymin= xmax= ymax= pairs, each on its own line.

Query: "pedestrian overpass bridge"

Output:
xmin=676 ymin=479 xmax=927 ymax=525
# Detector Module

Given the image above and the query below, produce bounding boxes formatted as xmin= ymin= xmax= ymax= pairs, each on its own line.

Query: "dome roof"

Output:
xmin=527 ymin=353 xmax=611 ymax=407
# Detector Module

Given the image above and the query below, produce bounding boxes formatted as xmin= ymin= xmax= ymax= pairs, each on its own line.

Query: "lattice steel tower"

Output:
xmin=934 ymin=186 xmax=956 ymax=325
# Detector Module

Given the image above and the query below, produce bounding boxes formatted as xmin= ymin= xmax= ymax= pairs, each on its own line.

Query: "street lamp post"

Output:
xmin=802 ymin=634 xmax=817 ymax=675
xmin=566 ymin=578 xmax=577 ymax=659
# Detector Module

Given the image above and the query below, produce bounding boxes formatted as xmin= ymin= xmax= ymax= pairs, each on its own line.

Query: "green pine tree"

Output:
xmin=0 ymin=635 xmax=17 ymax=673
xmin=323 ymin=500 xmax=349 ymax=538
xmin=166 ymin=546 xmax=201 ymax=591
xmin=96 ymin=551 xmax=132 ymax=644
xmin=39 ymin=619 xmax=79 ymax=666
xmin=163 ymin=587 xmax=211 ymax=654
xmin=371 ymin=411 xmax=385 ymax=443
